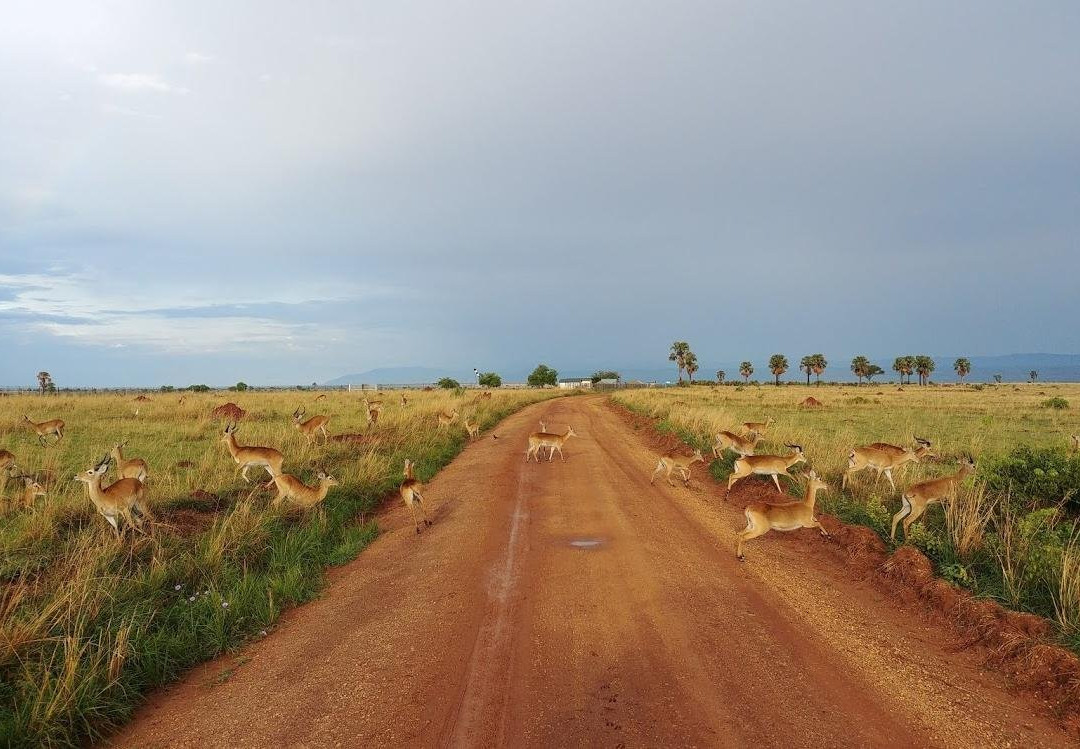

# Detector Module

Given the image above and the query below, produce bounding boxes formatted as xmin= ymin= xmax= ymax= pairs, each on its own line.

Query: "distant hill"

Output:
xmin=323 ymin=367 xmax=473 ymax=386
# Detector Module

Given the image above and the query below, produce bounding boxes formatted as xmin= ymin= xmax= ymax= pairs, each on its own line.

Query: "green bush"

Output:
xmin=1041 ymin=397 xmax=1069 ymax=409
xmin=983 ymin=446 xmax=1080 ymax=508
xmin=436 ymin=377 xmax=460 ymax=389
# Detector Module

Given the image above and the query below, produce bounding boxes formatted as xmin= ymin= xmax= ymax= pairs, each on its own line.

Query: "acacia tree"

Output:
xmin=715 ymin=369 xmax=725 ymax=384
xmin=36 ymin=371 xmax=53 ymax=395
xmin=850 ymin=355 xmax=870 ymax=385
xmin=739 ymin=361 xmax=754 ymax=382
xmin=892 ymin=356 xmax=914 ymax=385
xmin=591 ymin=370 xmax=619 ymax=383
xmin=684 ymin=351 xmax=699 ymax=382
xmin=478 ymin=372 xmax=502 ymax=388
xmin=811 ymin=353 xmax=828 ymax=384
xmin=866 ymin=364 xmax=884 ymax=383
xmin=953 ymin=357 xmax=971 ymax=384
xmin=914 ymin=355 xmax=936 ymax=385
xmin=768 ymin=354 xmax=788 ymax=386
xmin=528 ymin=364 xmax=558 ymax=387
xmin=668 ymin=341 xmax=690 ymax=382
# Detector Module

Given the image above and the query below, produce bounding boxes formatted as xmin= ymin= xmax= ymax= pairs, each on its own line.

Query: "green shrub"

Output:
xmin=436 ymin=377 xmax=460 ymax=389
xmin=1042 ymin=397 xmax=1069 ymax=409
xmin=983 ymin=446 xmax=1080 ymax=508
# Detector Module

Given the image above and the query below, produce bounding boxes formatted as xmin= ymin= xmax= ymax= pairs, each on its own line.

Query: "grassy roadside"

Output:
xmin=0 ymin=388 xmax=560 ymax=747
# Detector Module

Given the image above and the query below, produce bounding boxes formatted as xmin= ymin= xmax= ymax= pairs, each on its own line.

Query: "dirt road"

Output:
xmin=109 ymin=396 xmax=1068 ymax=748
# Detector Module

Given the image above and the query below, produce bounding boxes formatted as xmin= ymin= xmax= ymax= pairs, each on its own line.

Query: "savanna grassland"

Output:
xmin=614 ymin=383 xmax=1080 ymax=648
xmin=0 ymin=387 xmax=561 ymax=747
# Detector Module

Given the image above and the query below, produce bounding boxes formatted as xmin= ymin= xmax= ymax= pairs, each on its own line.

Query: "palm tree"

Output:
xmin=799 ymin=355 xmax=814 ymax=385
xmin=1030 ymin=370 xmax=1038 ymax=383
xmin=36 ymin=371 xmax=53 ymax=395
xmin=850 ymin=355 xmax=870 ymax=385
xmin=811 ymin=353 xmax=828 ymax=384
xmin=768 ymin=354 xmax=788 ymax=386
xmin=668 ymin=341 xmax=690 ymax=383
xmin=953 ymin=357 xmax=971 ymax=383
xmin=914 ymin=355 xmax=936 ymax=385
xmin=739 ymin=361 xmax=754 ymax=383
xmin=715 ymin=369 xmax=725 ymax=384
xmin=892 ymin=356 xmax=914 ymax=385
xmin=684 ymin=351 xmax=699 ymax=382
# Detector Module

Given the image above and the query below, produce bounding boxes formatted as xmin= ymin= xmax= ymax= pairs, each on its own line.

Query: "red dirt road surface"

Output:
xmin=108 ymin=396 xmax=1069 ymax=748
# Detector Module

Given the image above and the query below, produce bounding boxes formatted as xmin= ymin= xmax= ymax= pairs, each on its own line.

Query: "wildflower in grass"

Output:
xmin=222 ymin=601 xmax=229 ymax=608
xmin=189 ymin=596 xmax=196 ymax=602
xmin=174 ymin=584 xmax=182 ymax=591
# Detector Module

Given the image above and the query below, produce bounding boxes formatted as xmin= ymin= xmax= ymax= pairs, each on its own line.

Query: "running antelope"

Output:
xmin=736 ymin=470 xmax=830 ymax=560
xmin=111 ymin=442 xmax=149 ymax=482
xmin=400 ymin=458 xmax=432 ymax=533
xmin=743 ymin=418 xmax=773 ymax=435
xmin=23 ymin=415 xmax=64 ymax=446
xmin=465 ymin=418 xmax=480 ymax=440
xmin=74 ymin=455 xmax=150 ymax=538
xmin=727 ymin=444 xmax=807 ymax=494
xmin=437 ymin=409 xmax=459 ymax=430
xmin=650 ymin=449 xmax=706 ymax=486
xmin=891 ymin=456 xmax=977 ymax=541
xmin=843 ymin=437 xmax=934 ymax=491
xmin=271 ymin=470 xmax=339 ymax=510
xmin=293 ymin=407 xmax=331 ymax=443
xmin=712 ymin=430 xmax=762 ymax=460
xmin=525 ymin=426 xmax=578 ymax=462
xmin=220 ymin=422 xmax=285 ymax=483
xmin=0 ymin=450 xmax=16 ymax=496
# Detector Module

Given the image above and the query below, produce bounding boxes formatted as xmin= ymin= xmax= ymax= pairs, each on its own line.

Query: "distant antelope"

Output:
xmin=10 ymin=474 xmax=46 ymax=510
xmin=111 ymin=442 xmax=149 ymax=482
xmin=400 ymin=393 xmax=408 ymax=408
xmin=736 ymin=470 xmax=830 ymax=560
xmin=437 ymin=409 xmax=459 ymax=430
xmin=22 ymin=415 xmax=64 ymax=446
xmin=364 ymin=398 xmax=384 ymax=427
xmin=712 ymin=430 xmax=762 ymax=460
xmin=400 ymin=458 xmax=432 ymax=533
xmin=292 ymin=406 xmax=331 ymax=443
xmin=1071 ymin=435 xmax=1079 ymax=454
xmin=271 ymin=470 xmax=338 ymax=510
xmin=742 ymin=418 xmax=773 ymax=435
xmin=74 ymin=455 xmax=150 ymax=538
xmin=220 ymin=422 xmax=284 ymax=483
xmin=465 ymin=418 xmax=480 ymax=440
xmin=843 ymin=437 xmax=934 ymax=491
xmin=525 ymin=426 xmax=578 ymax=462
xmin=891 ymin=456 xmax=977 ymax=541
xmin=727 ymin=444 xmax=807 ymax=494
xmin=650 ymin=449 xmax=705 ymax=486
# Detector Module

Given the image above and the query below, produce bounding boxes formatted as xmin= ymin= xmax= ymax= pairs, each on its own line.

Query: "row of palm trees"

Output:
xmin=670 ymin=343 xmax=976 ymax=385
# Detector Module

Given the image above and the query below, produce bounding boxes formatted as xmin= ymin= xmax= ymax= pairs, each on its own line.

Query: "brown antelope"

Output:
xmin=736 ymin=470 xmax=830 ymax=560
xmin=400 ymin=458 xmax=432 ymax=533
xmin=437 ymin=409 xmax=459 ymax=430
xmin=1071 ymin=435 xmax=1079 ymax=454
xmin=271 ymin=470 xmax=339 ymax=510
xmin=525 ymin=426 xmax=578 ymax=462
xmin=843 ymin=437 xmax=934 ymax=491
xmin=650 ymin=449 xmax=705 ymax=486
xmin=74 ymin=455 xmax=150 ymax=537
xmin=400 ymin=392 xmax=408 ymax=408
xmin=10 ymin=474 xmax=46 ymax=510
xmin=220 ymin=422 xmax=285 ymax=483
xmin=292 ymin=407 xmax=331 ymax=443
xmin=743 ymin=418 xmax=773 ymax=435
xmin=727 ymin=444 xmax=807 ymax=494
xmin=111 ymin=442 xmax=149 ymax=482
xmin=891 ymin=456 xmax=977 ymax=541
xmin=712 ymin=430 xmax=762 ymax=460
xmin=465 ymin=418 xmax=481 ymax=440
xmin=23 ymin=415 xmax=64 ymax=446
xmin=0 ymin=450 xmax=16 ymax=496
xmin=364 ymin=398 xmax=384 ymax=427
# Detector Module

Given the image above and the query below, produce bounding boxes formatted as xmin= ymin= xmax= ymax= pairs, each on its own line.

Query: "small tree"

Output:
xmin=668 ymin=341 xmax=690 ymax=382
xmin=188 ymin=384 xmax=210 ymax=392
xmin=739 ymin=361 xmax=754 ymax=383
xmin=36 ymin=371 xmax=53 ymax=395
xmin=799 ymin=355 xmax=814 ymax=385
xmin=914 ymin=355 xmax=936 ymax=385
xmin=953 ymin=358 xmax=971 ymax=384
xmin=811 ymin=353 xmax=828 ymax=384
xmin=768 ymin=354 xmax=788 ymax=386
xmin=1030 ymin=370 xmax=1038 ymax=383
xmin=528 ymin=364 xmax=559 ymax=388
xmin=684 ymin=351 xmax=699 ymax=382
xmin=715 ymin=370 xmax=725 ymax=384
xmin=850 ymin=355 xmax=870 ymax=385
xmin=478 ymin=372 xmax=502 ymax=388
xmin=866 ymin=364 xmax=884 ymax=383
xmin=993 ymin=373 xmax=1002 ymax=384
xmin=234 ymin=381 xmax=249 ymax=392
xmin=437 ymin=377 xmax=460 ymax=389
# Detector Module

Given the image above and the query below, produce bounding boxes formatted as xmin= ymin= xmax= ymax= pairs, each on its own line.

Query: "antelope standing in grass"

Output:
xmin=736 ymin=470 xmax=830 ymax=560
xmin=0 ymin=450 xmax=16 ymax=496
xmin=220 ymin=422 xmax=284 ymax=483
xmin=271 ymin=470 xmax=339 ymax=510
xmin=712 ymin=430 xmax=762 ymax=460
xmin=363 ymin=398 xmax=384 ymax=427
xmin=437 ymin=409 xmax=459 ymax=430
xmin=650 ymin=449 xmax=705 ymax=486
xmin=400 ymin=458 xmax=432 ymax=533
xmin=465 ymin=417 xmax=480 ymax=440
xmin=1071 ymin=435 xmax=1079 ymax=454
xmin=727 ymin=444 xmax=806 ymax=494
xmin=23 ymin=415 xmax=64 ymax=446
xmin=891 ymin=456 xmax=976 ymax=541
xmin=400 ymin=393 xmax=408 ymax=408
xmin=74 ymin=455 xmax=150 ymax=538
xmin=742 ymin=418 xmax=773 ymax=435
xmin=9 ymin=474 xmax=46 ymax=511
xmin=293 ymin=407 xmax=331 ymax=443
xmin=111 ymin=442 xmax=149 ymax=482
xmin=843 ymin=437 xmax=934 ymax=491
xmin=525 ymin=426 xmax=578 ymax=462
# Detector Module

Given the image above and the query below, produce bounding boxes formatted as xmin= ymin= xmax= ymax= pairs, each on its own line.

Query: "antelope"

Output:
xmin=843 ymin=437 xmax=934 ymax=491
xmin=539 ymin=420 xmax=547 ymax=433
xmin=292 ymin=407 xmax=331 ymax=443
xmin=74 ymin=455 xmax=150 ymax=538
xmin=743 ymin=418 xmax=773 ymax=435
xmin=399 ymin=458 xmax=432 ymax=533
xmin=111 ymin=442 xmax=149 ymax=482
xmin=23 ymin=415 xmax=64 ymax=446
xmin=1071 ymin=435 xmax=1079 ymax=454
xmin=437 ymin=409 xmax=459 ymax=429
xmin=400 ymin=393 xmax=408 ymax=407
xmin=736 ymin=470 xmax=830 ymax=560
xmin=10 ymin=474 xmax=46 ymax=510
xmin=271 ymin=470 xmax=339 ymax=510
xmin=712 ymin=430 xmax=762 ymax=460
xmin=220 ymin=422 xmax=284 ymax=483
xmin=465 ymin=418 xmax=480 ymax=440
xmin=650 ymin=449 xmax=705 ymax=486
xmin=0 ymin=450 xmax=16 ymax=496
xmin=364 ymin=398 xmax=384 ymax=427
xmin=525 ymin=426 xmax=578 ymax=462
xmin=891 ymin=456 xmax=977 ymax=541
xmin=727 ymin=444 xmax=807 ymax=494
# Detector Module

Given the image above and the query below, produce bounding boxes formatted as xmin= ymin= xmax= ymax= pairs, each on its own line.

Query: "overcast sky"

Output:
xmin=1 ymin=1 xmax=1077 ymax=386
